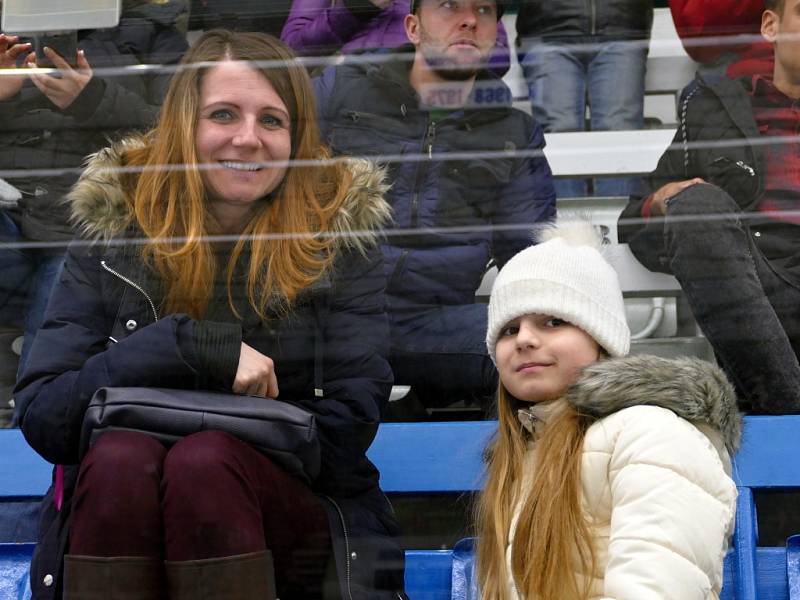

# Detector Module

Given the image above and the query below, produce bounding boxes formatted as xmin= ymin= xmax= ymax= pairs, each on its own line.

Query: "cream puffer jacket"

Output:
xmin=506 ymin=355 xmax=741 ymax=600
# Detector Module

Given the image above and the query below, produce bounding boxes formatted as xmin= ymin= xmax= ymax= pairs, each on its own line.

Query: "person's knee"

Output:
xmin=163 ymin=430 xmax=261 ymax=492
xmin=81 ymin=431 xmax=166 ymax=482
xmin=166 ymin=429 xmax=233 ymax=468
xmin=661 ymin=183 xmax=752 ymax=282
xmin=665 ymin=183 xmax=737 ymax=219
xmin=75 ymin=431 xmax=165 ymax=529
xmin=662 ymin=183 xmax=742 ymax=244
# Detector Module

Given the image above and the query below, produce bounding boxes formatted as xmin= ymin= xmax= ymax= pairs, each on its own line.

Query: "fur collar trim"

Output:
xmin=566 ymin=355 xmax=741 ymax=454
xmin=68 ymin=134 xmax=392 ymax=254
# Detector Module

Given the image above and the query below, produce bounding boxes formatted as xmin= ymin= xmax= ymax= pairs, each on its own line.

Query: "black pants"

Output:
xmin=664 ymin=184 xmax=800 ymax=413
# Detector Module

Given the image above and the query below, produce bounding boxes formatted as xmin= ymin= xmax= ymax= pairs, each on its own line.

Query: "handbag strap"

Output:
xmin=54 ymin=464 xmax=64 ymax=511
xmin=313 ymin=324 xmax=323 ymax=398
xmin=311 ymin=274 xmax=331 ymax=398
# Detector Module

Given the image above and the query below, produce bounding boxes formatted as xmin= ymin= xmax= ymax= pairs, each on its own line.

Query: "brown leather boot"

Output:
xmin=165 ymin=550 xmax=277 ymax=600
xmin=63 ymin=554 xmax=164 ymax=600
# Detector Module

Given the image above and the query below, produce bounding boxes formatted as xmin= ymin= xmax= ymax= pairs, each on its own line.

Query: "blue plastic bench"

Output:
xmin=2 ymin=416 xmax=800 ymax=599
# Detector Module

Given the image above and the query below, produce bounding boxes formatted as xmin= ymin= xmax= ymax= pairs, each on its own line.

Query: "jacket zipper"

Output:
xmin=425 ymin=120 xmax=436 ymax=160
xmin=410 ymin=119 xmax=436 ymax=228
xmin=388 ymin=118 xmax=437 ymax=289
xmin=590 ymin=0 xmax=596 ymax=35
xmin=324 ymin=495 xmax=355 ymax=600
xmin=100 ymin=260 xmax=159 ymax=323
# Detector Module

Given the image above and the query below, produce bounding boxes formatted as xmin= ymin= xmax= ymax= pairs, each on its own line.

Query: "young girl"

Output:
xmin=476 ymin=222 xmax=740 ymax=600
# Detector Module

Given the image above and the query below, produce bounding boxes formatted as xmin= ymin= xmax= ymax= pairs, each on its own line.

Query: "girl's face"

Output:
xmin=195 ymin=60 xmax=292 ymax=233
xmin=495 ymin=313 xmax=601 ymax=404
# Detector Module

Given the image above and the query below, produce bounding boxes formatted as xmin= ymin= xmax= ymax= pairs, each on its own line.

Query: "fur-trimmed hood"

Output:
xmin=67 ymin=134 xmax=392 ymax=254
xmin=566 ymin=355 xmax=741 ymax=454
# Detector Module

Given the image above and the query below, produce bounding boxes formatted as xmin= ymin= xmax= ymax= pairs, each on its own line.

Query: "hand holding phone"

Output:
xmin=26 ymin=45 xmax=93 ymax=110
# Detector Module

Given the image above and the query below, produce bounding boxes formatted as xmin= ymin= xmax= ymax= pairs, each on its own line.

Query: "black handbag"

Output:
xmin=80 ymin=387 xmax=320 ymax=483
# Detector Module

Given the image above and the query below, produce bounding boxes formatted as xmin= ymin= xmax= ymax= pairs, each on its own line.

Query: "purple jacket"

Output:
xmin=281 ymin=0 xmax=510 ymax=75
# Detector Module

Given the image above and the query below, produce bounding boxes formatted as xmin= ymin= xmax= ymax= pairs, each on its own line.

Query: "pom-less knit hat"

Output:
xmin=486 ymin=221 xmax=630 ymax=363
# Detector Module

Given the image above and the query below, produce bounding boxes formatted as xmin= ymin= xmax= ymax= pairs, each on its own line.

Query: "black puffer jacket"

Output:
xmin=0 ymin=1 xmax=187 ymax=242
xmin=516 ymin=0 xmax=653 ymax=42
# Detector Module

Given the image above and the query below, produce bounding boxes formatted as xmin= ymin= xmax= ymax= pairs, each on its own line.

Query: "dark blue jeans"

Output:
xmin=388 ymin=302 xmax=497 ymax=411
xmin=664 ymin=184 xmax=800 ymax=413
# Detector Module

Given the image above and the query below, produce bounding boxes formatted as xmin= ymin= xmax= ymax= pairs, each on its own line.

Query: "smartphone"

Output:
xmin=34 ymin=31 xmax=78 ymax=69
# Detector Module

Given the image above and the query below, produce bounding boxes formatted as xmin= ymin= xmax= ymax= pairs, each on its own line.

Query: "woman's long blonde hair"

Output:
xmin=120 ymin=30 xmax=352 ymax=319
xmin=475 ymin=385 xmax=596 ymax=600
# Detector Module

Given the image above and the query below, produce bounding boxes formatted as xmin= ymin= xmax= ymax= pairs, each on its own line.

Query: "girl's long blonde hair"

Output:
xmin=120 ymin=30 xmax=352 ymax=319
xmin=475 ymin=385 xmax=596 ymax=600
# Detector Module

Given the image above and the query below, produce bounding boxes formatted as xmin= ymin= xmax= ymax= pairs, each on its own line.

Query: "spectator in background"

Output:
xmin=314 ymin=0 xmax=556 ymax=417
xmin=669 ymin=0 xmax=774 ymax=80
xmin=14 ymin=30 xmax=404 ymax=600
xmin=516 ymin=0 xmax=654 ymax=198
xmin=0 ymin=0 xmax=188 ymax=375
xmin=281 ymin=0 xmax=511 ymax=75
xmin=188 ymin=0 xmax=291 ymax=37
xmin=619 ymin=0 xmax=800 ymax=414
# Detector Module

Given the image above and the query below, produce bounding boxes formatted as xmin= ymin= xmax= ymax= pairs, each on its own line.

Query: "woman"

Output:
xmin=14 ymin=30 xmax=405 ymax=600
xmin=475 ymin=222 xmax=739 ymax=599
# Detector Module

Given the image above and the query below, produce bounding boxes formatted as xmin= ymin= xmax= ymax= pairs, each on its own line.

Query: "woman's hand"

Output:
xmin=233 ymin=342 xmax=279 ymax=398
xmin=27 ymin=46 xmax=93 ymax=110
xmin=0 ymin=34 xmax=33 ymax=101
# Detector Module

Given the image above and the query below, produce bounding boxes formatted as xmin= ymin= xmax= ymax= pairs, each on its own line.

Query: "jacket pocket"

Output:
xmin=329 ymin=111 xmax=409 ymax=161
xmin=705 ymin=155 xmax=760 ymax=210
xmin=436 ymin=157 xmax=514 ymax=225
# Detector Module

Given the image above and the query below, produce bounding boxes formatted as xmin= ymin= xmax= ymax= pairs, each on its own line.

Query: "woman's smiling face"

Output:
xmin=495 ymin=313 xmax=601 ymax=403
xmin=195 ymin=59 xmax=292 ymax=232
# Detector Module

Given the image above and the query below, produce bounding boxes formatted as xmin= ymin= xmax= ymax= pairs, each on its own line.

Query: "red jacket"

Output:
xmin=669 ymin=0 xmax=768 ymax=66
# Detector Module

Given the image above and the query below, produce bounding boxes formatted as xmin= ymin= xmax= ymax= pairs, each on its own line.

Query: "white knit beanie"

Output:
xmin=486 ymin=221 xmax=630 ymax=363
